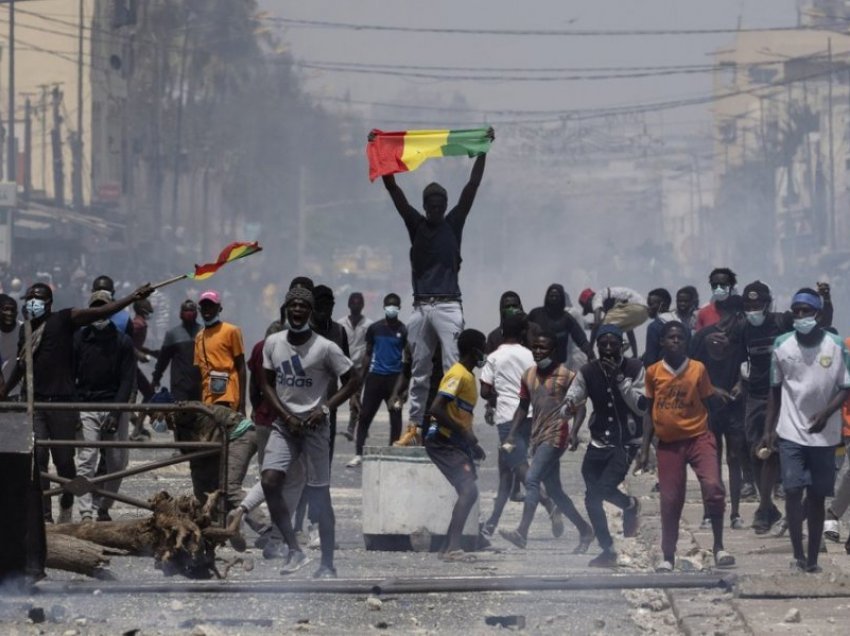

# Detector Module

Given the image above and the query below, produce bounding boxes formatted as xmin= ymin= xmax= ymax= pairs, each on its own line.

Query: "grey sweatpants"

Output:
xmin=76 ymin=411 xmax=129 ymax=517
xmin=407 ymin=300 xmax=464 ymax=426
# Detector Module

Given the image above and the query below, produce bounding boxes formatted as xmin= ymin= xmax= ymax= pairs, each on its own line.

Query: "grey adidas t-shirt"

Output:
xmin=262 ymin=331 xmax=353 ymax=417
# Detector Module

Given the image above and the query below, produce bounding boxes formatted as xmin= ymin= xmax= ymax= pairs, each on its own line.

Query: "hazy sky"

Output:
xmin=262 ymin=1 xmax=800 ymax=129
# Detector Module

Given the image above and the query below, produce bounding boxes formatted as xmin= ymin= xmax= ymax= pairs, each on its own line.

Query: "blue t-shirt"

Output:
xmin=367 ymin=319 xmax=407 ymax=375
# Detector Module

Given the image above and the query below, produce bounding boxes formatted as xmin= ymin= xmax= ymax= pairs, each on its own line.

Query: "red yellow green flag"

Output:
xmin=366 ymin=128 xmax=491 ymax=182
xmin=188 ymin=241 xmax=263 ymax=280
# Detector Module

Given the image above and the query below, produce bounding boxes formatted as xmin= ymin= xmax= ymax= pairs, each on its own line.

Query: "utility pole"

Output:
xmin=23 ymin=95 xmax=31 ymax=200
xmin=828 ymin=38 xmax=836 ymax=250
xmin=39 ymin=84 xmax=48 ymax=192
xmin=51 ymin=86 xmax=65 ymax=206
xmin=170 ymin=19 xmax=191 ymax=230
xmin=72 ymin=0 xmax=84 ymax=209
xmin=7 ymin=0 xmax=16 ymax=183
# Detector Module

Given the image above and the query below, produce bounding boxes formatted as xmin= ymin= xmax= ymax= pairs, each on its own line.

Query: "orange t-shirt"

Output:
xmin=194 ymin=322 xmax=244 ymax=407
xmin=842 ymin=337 xmax=850 ymax=438
xmin=645 ymin=358 xmax=713 ymax=443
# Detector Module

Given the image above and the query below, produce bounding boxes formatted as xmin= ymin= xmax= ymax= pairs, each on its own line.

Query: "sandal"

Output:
xmin=714 ymin=549 xmax=736 ymax=568
xmin=440 ymin=550 xmax=476 ymax=563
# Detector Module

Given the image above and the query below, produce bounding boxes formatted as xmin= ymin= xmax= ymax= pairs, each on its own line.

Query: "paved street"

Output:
xmin=2 ymin=409 xmax=850 ymax=634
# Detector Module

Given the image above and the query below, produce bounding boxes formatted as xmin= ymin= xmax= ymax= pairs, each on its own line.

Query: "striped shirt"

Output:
xmin=520 ymin=363 xmax=576 ymax=450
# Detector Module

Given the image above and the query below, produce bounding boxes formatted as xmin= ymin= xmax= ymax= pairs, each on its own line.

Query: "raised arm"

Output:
xmin=70 ymin=284 xmax=153 ymax=328
xmin=382 ymin=174 xmax=422 ymax=234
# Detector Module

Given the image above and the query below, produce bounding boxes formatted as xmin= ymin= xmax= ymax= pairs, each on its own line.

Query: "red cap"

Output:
xmin=199 ymin=290 xmax=221 ymax=305
xmin=578 ymin=288 xmax=595 ymax=306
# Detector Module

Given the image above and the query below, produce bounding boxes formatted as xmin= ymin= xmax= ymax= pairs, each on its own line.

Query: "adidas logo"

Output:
xmin=276 ymin=355 xmax=313 ymax=388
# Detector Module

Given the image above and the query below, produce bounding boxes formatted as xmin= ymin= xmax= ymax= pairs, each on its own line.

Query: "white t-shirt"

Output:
xmin=592 ymin=286 xmax=646 ymax=312
xmin=771 ymin=330 xmax=850 ymax=447
xmin=480 ymin=343 xmax=534 ymax=424
xmin=340 ymin=315 xmax=372 ymax=366
xmin=263 ymin=331 xmax=353 ymax=417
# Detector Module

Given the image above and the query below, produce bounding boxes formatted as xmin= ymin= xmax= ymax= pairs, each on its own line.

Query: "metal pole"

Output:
xmin=23 ymin=95 xmax=31 ymax=199
xmin=34 ymin=573 xmax=737 ymax=596
xmin=828 ymin=38 xmax=836 ymax=250
xmin=73 ymin=0 xmax=84 ymax=209
xmin=7 ymin=0 xmax=15 ymax=182
xmin=23 ymin=318 xmax=34 ymax=444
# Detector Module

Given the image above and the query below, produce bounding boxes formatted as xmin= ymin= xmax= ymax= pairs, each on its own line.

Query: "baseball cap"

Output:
xmin=579 ymin=288 xmax=595 ymax=305
xmin=199 ymin=290 xmax=221 ymax=305
xmin=89 ymin=290 xmax=113 ymax=307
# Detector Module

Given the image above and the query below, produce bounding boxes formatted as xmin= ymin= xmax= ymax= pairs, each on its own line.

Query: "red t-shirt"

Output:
xmin=694 ymin=302 xmax=720 ymax=332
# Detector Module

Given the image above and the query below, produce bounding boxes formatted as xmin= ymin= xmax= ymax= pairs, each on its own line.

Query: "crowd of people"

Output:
xmin=1 ymin=134 xmax=849 ymax=582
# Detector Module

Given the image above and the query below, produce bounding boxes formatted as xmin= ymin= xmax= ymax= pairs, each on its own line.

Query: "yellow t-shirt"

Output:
xmin=194 ymin=322 xmax=244 ymax=407
xmin=436 ymin=362 xmax=478 ymax=439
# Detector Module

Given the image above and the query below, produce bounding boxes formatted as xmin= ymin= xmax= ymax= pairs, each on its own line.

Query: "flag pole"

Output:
xmin=150 ymin=274 xmax=188 ymax=291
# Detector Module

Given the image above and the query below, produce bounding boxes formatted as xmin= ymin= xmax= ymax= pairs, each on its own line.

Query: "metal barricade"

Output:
xmin=0 ymin=401 xmax=230 ymax=519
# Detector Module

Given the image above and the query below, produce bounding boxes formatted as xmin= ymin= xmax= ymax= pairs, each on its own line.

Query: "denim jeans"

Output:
xmin=517 ymin=442 xmax=589 ymax=538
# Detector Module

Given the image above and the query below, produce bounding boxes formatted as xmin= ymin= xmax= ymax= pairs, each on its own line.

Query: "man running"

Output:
xmin=152 ymin=299 xmax=202 ymax=402
xmin=480 ymin=314 xmax=563 ymax=538
xmin=564 ymin=324 xmax=646 ymax=567
xmin=695 ymin=268 xmax=739 ymax=331
xmin=424 ymin=329 xmax=488 ymax=559
xmin=500 ymin=332 xmax=595 ymax=552
xmin=381 ymin=127 xmax=493 ymax=433
xmin=260 ymin=286 xmax=359 ymax=578
xmin=761 ymin=288 xmax=849 ymax=573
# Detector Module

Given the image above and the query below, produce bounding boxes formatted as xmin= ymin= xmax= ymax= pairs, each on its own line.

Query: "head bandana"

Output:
xmin=791 ymin=292 xmax=823 ymax=311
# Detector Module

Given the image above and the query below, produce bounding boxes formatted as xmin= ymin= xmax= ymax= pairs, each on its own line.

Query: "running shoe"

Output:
xmin=499 ymin=529 xmax=527 ymax=549
xmin=313 ymin=564 xmax=338 ymax=579
xmin=824 ymin=519 xmax=840 ymax=543
xmin=280 ymin=550 xmax=310 ymax=575
xmin=588 ymin=550 xmax=618 ymax=568
xmin=550 ymin=510 xmax=565 ymax=538
xmin=730 ymin=514 xmax=745 ymax=530
xmin=655 ymin=559 xmax=674 ymax=572
xmin=346 ymin=455 xmax=362 ymax=468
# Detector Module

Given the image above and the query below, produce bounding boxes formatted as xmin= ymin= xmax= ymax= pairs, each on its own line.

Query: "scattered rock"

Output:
xmin=27 ymin=607 xmax=46 ymax=624
xmin=593 ymin=618 xmax=606 ymax=629
xmin=74 ymin=617 xmax=88 ymax=626
xmin=296 ymin=619 xmax=310 ymax=625
xmin=375 ymin=621 xmax=389 ymax=629
xmin=410 ymin=617 xmax=420 ymax=626
xmin=366 ymin=596 xmax=383 ymax=611
xmin=50 ymin=605 xmax=67 ymax=622
xmin=294 ymin=623 xmax=311 ymax=632
xmin=169 ymin=599 xmax=184 ymax=611
xmin=783 ymin=608 xmax=801 ymax=624
xmin=644 ymin=598 xmax=670 ymax=612
xmin=62 ymin=630 xmax=78 ymax=636
xmin=678 ymin=556 xmax=703 ymax=572
xmin=92 ymin=589 xmax=102 ymax=596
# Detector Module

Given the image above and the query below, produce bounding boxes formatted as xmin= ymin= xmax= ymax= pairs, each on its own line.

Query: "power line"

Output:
xmin=271 ymin=16 xmax=805 ymax=37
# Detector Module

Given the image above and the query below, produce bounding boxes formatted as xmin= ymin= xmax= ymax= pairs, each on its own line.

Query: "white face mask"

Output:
xmin=384 ymin=305 xmax=400 ymax=320
xmin=537 ymin=357 xmax=554 ymax=370
xmin=92 ymin=319 xmax=111 ymax=330
xmin=712 ymin=286 xmax=731 ymax=302
xmin=793 ymin=316 xmax=818 ymax=335
xmin=745 ymin=311 xmax=766 ymax=327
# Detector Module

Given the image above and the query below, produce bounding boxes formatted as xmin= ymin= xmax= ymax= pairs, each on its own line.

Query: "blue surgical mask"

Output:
xmin=25 ymin=298 xmax=46 ymax=319
xmin=537 ymin=357 xmax=554 ymax=370
xmin=384 ymin=306 xmax=400 ymax=320
xmin=712 ymin=286 xmax=731 ymax=302
xmin=793 ymin=316 xmax=818 ymax=335
xmin=203 ymin=316 xmax=221 ymax=327
xmin=289 ymin=322 xmax=311 ymax=333
xmin=745 ymin=311 xmax=766 ymax=327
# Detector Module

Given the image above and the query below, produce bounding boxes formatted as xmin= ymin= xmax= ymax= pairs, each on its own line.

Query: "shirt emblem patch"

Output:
xmin=819 ymin=355 xmax=833 ymax=368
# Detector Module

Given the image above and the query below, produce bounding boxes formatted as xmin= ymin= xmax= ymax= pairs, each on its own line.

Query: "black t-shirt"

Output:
xmin=398 ymin=205 xmax=469 ymax=299
xmin=740 ymin=312 xmax=792 ymax=399
xmin=689 ymin=323 xmax=745 ymax=392
xmin=19 ymin=308 xmax=76 ymax=398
